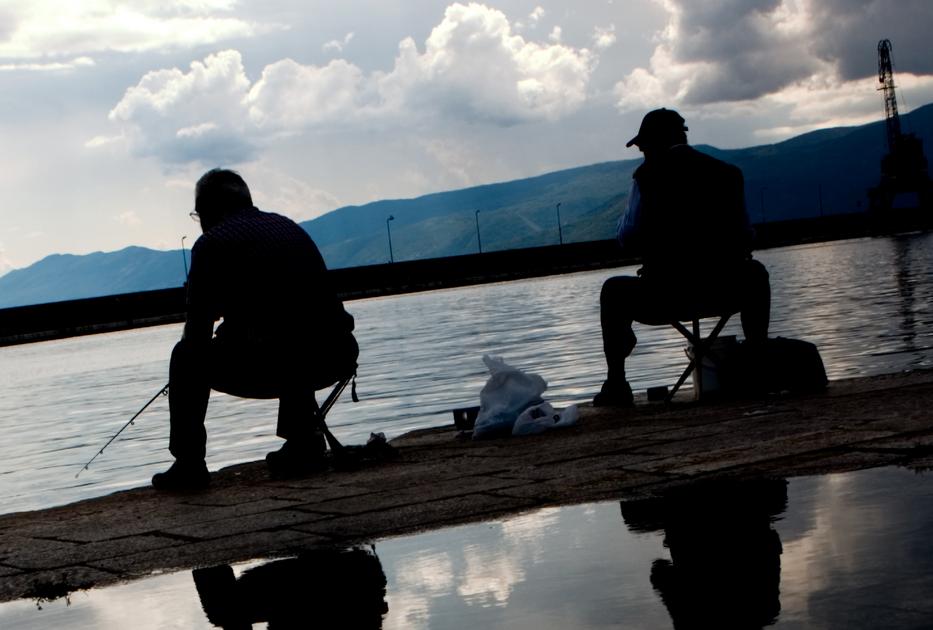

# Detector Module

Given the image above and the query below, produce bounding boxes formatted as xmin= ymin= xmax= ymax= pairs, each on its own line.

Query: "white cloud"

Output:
xmin=529 ymin=6 xmax=545 ymax=23
xmin=380 ymin=4 xmax=593 ymax=125
xmin=115 ymin=210 xmax=142 ymax=226
xmin=0 ymin=1 xmax=275 ymax=61
xmin=85 ymin=133 xmax=125 ymax=149
xmin=751 ymin=72 xmax=933 ymax=140
xmin=176 ymin=121 xmax=219 ymax=138
xmin=420 ymin=137 xmax=478 ymax=187
xmin=614 ymin=0 xmax=933 ymax=111
xmin=0 ymin=56 xmax=95 ymax=72
xmin=457 ymin=546 xmax=524 ymax=605
xmin=323 ymin=31 xmax=355 ymax=53
xmin=246 ymin=167 xmax=342 ymax=221
xmin=108 ymin=49 xmax=257 ymax=164
xmin=614 ymin=0 xmax=816 ymax=109
xmin=248 ymin=57 xmax=372 ymax=130
xmin=548 ymin=25 xmax=562 ymax=43
xmin=592 ymin=24 xmax=616 ymax=50
xmin=614 ymin=0 xmax=933 ymax=142
xmin=455 ymin=509 xmax=561 ymax=606
xmin=389 ymin=550 xmax=455 ymax=629
xmin=613 ymin=44 xmax=699 ymax=110
xmin=107 ymin=3 xmax=596 ymax=165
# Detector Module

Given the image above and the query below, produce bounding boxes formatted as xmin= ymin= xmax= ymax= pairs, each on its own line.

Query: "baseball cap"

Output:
xmin=626 ymin=108 xmax=688 ymax=148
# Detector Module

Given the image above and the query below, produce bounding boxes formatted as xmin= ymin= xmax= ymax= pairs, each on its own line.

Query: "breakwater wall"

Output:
xmin=0 ymin=211 xmax=927 ymax=347
xmin=0 ymin=239 xmax=630 ymax=347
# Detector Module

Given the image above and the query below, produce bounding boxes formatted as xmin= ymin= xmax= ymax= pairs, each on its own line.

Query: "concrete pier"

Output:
xmin=1 ymin=368 xmax=932 ymax=603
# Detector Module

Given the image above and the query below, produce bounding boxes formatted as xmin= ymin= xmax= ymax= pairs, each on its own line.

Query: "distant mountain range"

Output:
xmin=1 ymin=103 xmax=931 ymax=308
xmin=0 ymin=246 xmax=189 ymax=309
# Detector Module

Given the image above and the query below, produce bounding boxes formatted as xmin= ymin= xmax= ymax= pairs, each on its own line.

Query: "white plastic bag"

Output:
xmin=512 ymin=403 xmax=580 ymax=436
xmin=473 ymin=355 xmax=547 ymax=439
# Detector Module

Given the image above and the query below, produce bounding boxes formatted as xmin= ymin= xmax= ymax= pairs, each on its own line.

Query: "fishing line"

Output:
xmin=76 ymin=232 xmax=191 ymax=477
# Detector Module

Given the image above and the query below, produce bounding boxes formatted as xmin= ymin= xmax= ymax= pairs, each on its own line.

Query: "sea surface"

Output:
xmin=1 ymin=233 xmax=932 ymax=515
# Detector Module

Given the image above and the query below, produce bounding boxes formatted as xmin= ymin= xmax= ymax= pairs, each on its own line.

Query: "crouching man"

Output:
xmin=153 ymin=169 xmax=358 ymax=491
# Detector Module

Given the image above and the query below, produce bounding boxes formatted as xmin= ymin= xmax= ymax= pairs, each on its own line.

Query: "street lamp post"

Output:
xmin=474 ymin=210 xmax=483 ymax=253
xmin=180 ymin=236 xmax=188 ymax=278
xmin=386 ymin=215 xmax=395 ymax=263
xmin=556 ymin=202 xmax=563 ymax=245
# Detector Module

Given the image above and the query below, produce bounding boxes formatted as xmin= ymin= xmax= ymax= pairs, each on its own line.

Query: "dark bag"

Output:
xmin=722 ymin=337 xmax=827 ymax=396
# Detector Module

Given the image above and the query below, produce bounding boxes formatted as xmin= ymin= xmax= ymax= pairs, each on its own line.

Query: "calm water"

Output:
xmin=1 ymin=234 xmax=932 ymax=514
xmin=2 ymin=466 xmax=931 ymax=628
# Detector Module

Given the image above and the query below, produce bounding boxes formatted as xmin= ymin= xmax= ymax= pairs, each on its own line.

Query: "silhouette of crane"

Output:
xmin=869 ymin=39 xmax=931 ymax=219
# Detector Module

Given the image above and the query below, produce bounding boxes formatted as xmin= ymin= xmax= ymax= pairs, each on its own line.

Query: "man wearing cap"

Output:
xmin=594 ymin=108 xmax=771 ymax=406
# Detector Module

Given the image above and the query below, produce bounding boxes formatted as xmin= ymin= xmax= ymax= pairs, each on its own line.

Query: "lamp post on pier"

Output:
xmin=386 ymin=215 xmax=395 ymax=263
xmin=474 ymin=209 xmax=482 ymax=253
xmin=556 ymin=202 xmax=563 ymax=245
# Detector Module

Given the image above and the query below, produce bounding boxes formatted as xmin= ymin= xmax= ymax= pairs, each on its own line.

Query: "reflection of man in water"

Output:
xmin=152 ymin=169 xmax=358 ymax=491
xmin=620 ymin=479 xmax=787 ymax=629
xmin=595 ymin=109 xmax=771 ymax=406
xmin=193 ymin=547 xmax=387 ymax=628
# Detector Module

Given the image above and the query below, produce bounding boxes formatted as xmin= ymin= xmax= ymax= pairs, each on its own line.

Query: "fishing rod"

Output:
xmin=181 ymin=235 xmax=189 ymax=278
xmin=76 ymin=233 xmax=192 ymax=478
xmin=75 ymin=383 xmax=169 ymax=478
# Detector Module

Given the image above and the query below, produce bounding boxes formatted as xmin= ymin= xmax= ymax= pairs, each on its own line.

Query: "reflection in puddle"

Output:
xmin=2 ymin=467 xmax=932 ymax=628
xmin=193 ymin=547 xmax=386 ymax=628
xmin=620 ymin=479 xmax=787 ymax=628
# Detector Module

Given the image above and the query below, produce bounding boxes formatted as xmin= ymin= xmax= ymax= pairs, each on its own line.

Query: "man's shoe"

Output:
xmin=593 ymin=380 xmax=634 ymax=407
xmin=152 ymin=459 xmax=210 ymax=491
xmin=266 ymin=438 xmax=328 ymax=478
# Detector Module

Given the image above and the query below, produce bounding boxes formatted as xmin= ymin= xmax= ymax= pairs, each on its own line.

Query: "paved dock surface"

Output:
xmin=2 ymin=369 xmax=933 ymax=603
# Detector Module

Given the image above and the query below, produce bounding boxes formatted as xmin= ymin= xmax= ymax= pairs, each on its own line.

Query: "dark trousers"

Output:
xmin=168 ymin=335 xmax=358 ymax=462
xmin=600 ymin=259 xmax=770 ymax=385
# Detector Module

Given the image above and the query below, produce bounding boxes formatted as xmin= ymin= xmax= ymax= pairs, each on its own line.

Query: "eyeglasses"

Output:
xmin=189 ymin=211 xmax=200 ymax=223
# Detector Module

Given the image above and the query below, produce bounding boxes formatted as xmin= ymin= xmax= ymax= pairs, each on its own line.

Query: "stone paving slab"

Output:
xmin=23 ymin=496 xmax=307 ymax=543
xmin=292 ymin=493 xmax=541 ymax=539
xmin=625 ymin=429 xmax=901 ymax=476
xmin=292 ymin=475 xmax=530 ymax=516
xmin=2 ymin=368 xmax=933 ymax=603
xmin=86 ymin=530 xmax=325 ymax=577
xmin=0 ymin=567 xmax=22 ymax=579
xmin=488 ymin=469 xmax=677 ymax=503
xmin=738 ymin=449 xmax=909 ymax=479
xmin=2 ymin=534 xmax=182 ymax=572
xmin=162 ymin=509 xmax=331 ymax=540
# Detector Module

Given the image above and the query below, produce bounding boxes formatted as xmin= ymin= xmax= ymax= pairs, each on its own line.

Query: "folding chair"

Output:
xmin=314 ymin=374 xmax=357 ymax=453
xmin=666 ymin=313 xmax=733 ymax=403
xmin=313 ymin=372 xmax=396 ymax=469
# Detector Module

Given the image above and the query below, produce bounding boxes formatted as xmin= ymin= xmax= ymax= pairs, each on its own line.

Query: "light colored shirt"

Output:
xmin=616 ymin=179 xmax=642 ymax=252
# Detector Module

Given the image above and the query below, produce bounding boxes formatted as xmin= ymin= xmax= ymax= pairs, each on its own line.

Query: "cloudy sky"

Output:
xmin=2 ymin=0 xmax=932 ymax=274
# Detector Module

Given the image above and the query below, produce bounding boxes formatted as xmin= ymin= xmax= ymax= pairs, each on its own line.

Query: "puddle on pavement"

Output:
xmin=3 ymin=465 xmax=933 ymax=629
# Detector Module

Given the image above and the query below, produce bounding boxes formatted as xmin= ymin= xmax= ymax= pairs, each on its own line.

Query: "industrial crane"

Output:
xmin=870 ymin=39 xmax=931 ymax=217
